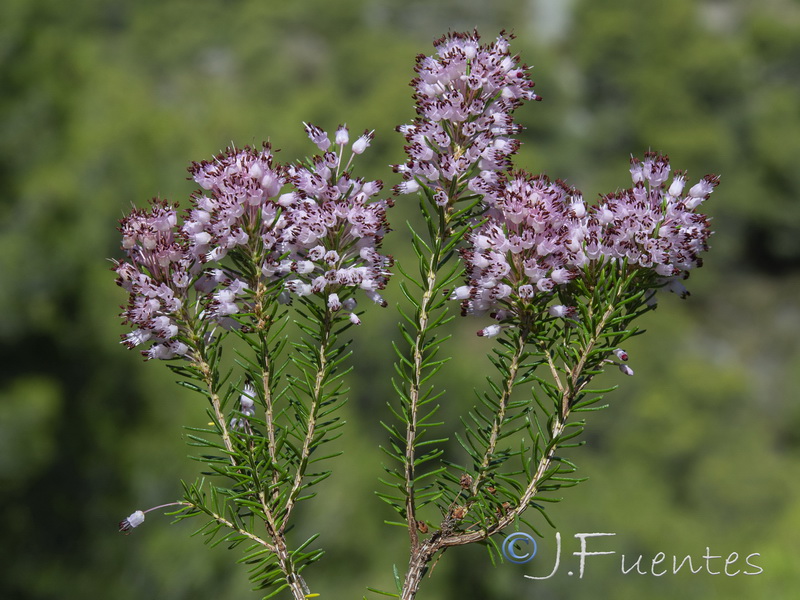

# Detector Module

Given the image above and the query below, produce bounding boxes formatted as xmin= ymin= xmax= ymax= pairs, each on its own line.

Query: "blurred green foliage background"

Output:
xmin=2 ymin=0 xmax=799 ymax=598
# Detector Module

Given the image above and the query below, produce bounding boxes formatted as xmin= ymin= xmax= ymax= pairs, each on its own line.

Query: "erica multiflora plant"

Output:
xmin=113 ymin=30 xmax=718 ymax=600
xmin=115 ymin=130 xmax=391 ymax=598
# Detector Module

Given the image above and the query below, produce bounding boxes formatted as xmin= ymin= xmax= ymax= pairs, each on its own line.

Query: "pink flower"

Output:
xmin=303 ymin=122 xmax=331 ymax=151
xmin=459 ymin=172 xmax=585 ymax=318
xmin=588 ymin=152 xmax=717 ymax=280
xmin=458 ymin=153 xmax=717 ymax=323
xmin=115 ymin=199 xmax=199 ymax=360
xmin=394 ymin=31 xmax=539 ymax=202
xmin=548 ymin=305 xmax=576 ymax=319
xmin=280 ymin=125 xmax=394 ymax=318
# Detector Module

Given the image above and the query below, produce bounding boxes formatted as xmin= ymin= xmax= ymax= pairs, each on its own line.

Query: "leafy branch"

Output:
xmin=379 ymin=185 xmax=481 ymax=551
xmin=394 ymin=264 xmax=654 ymax=599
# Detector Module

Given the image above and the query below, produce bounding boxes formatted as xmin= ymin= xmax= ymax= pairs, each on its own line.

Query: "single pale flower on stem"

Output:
xmin=230 ymin=384 xmax=257 ymax=431
xmin=118 ymin=502 xmax=189 ymax=534
xmin=118 ymin=510 xmax=145 ymax=534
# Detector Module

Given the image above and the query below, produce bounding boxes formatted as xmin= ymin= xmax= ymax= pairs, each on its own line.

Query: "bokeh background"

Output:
xmin=2 ymin=0 xmax=799 ymax=598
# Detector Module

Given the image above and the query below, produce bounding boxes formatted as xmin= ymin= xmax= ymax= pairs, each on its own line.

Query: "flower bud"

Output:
xmin=570 ymin=199 xmax=586 ymax=218
xmin=688 ymin=178 xmax=714 ymax=198
xmin=365 ymin=290 xmax=387 ymax=307
xmin=630 ymin=158 xmax=645 ymax=183
xmin=240 ymin=385 xmax=256 ymax=411
xmin=548 ymin=304 xmax=576 ymax=319
xmin=396 ymin=180 xmax=420 ymax=195
xmin=668 ymin=175 xmax=685 ymax=197
xmin=304 ymin=122 xmax=330 ymax=151
xmin=295 ymin=260 xmax=315 ymax=274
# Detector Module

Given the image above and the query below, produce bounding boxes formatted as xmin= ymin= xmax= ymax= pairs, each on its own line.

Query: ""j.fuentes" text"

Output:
xmin=522 ymin=532 xmax=763 ymax=579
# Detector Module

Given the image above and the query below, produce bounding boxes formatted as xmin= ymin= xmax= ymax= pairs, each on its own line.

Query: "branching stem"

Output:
xmin=189 ymin=339 xmax=236 ymax=464
xmin=399 ymin=292 xmax=621 ymax=600
xmin=259 ymin=491 xmax=309 ymax=600
xmin=405 ymin=259 xmax=436 ymax=547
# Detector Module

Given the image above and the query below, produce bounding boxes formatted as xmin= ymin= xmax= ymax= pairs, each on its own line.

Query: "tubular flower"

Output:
xmin=282 ymin=124 xmax=393 ymax=315
xmin=118 ymin=510 xmax=145 ymax=534
xmin=115 ymin=130 xmax=391 ymax=356
xmin=230 ymin=384 xmax=257 ymax=431
xmin=394 ymin=30 xmax=540 ymax=207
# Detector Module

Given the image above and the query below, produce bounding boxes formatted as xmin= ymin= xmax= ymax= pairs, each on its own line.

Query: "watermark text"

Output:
xmin=499 ymin=532 xmax=763 ymax=579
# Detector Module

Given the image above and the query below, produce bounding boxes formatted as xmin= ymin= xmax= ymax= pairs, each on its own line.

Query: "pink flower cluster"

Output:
xmin=184 ymin=144 xmax=291 ymax=319
xmin=185 ymin=144 xmax=287 ymax=265
xmin=281 ymin=124 xmax=393 ymax=319
xmin=457 ymin=153 xmax=718 ymax=326
xmin=595 ymin=154 xmax=718 ymax=277
xmin=114 ymin=126 xmax=392 ymax=359
xmin=454 ymin=173 xmax=585 ymax=316
xmin=394 ymin=30 xmax=539 ymax=205
xmin=115 ymin=200 xmax=193 ymax=359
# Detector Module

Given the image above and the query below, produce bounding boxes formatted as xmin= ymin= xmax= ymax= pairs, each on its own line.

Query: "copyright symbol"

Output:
xmin=502 ymin=532 xmax=537 ymax=564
